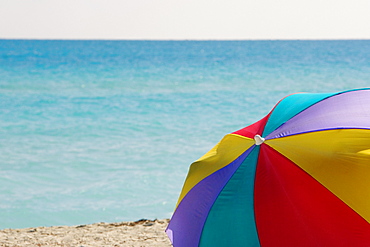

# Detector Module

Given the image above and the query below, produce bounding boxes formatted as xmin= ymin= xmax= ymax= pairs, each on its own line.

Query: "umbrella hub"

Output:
xmin=254 ymin=134 xmax=265 ymax=145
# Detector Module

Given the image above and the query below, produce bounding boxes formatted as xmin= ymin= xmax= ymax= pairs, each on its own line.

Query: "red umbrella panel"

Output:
xmin=166 ymin=89 xmax=370 ymax=247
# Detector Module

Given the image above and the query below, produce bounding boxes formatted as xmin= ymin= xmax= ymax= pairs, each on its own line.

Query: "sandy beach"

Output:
xmin=0 ymin=219 xmax=171 ymax=247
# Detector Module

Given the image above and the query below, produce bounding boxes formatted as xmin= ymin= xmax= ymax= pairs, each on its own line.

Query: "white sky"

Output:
xmin=0 ymin=0 xmax=370 ymax=40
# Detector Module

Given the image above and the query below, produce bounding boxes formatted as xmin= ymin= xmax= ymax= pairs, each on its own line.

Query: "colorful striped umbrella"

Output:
xmin=166 ymin=89 xmax=370 ymax=247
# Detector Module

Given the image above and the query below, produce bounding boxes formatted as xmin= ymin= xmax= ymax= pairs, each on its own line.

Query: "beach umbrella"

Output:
xmin=166 ymin=88 xmax=370 ymax=247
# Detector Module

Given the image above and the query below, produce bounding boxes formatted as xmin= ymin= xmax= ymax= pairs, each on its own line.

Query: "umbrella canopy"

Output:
xmin=166 ymin=88 xmax=370 ymax=247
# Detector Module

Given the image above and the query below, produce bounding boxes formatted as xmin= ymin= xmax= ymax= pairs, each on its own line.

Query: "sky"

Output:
xmin=0 ymin=0 xmax=370 ymax=40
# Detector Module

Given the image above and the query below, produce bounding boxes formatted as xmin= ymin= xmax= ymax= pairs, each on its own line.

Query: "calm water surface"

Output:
xmin=0 ymin=40 xmax=369 ymax=229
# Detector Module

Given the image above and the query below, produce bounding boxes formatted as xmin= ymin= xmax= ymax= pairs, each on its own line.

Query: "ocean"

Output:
xmin=1 ymin=40 xmax=370 ymax=229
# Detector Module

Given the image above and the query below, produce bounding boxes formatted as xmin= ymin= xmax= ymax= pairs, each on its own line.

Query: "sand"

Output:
xmin=0 ymin=219 xmax=172 ymax=247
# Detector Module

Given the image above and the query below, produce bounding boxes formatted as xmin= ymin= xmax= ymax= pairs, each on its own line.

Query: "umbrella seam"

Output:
xmin=197 ymin=145 xmax=258 ymax=247
xmin=265 ymin=88 xmax=370 ymax=138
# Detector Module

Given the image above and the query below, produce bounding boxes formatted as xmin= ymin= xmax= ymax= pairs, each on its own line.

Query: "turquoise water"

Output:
xmin=1 ymin=40 xmax=370 ymax=229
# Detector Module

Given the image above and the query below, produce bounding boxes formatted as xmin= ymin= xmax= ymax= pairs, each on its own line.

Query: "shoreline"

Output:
xmin=0 ymin=219 xmax=171 ymax=247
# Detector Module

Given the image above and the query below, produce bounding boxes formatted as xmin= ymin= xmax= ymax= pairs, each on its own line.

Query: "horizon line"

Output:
xmin=1 ymin=38 xmax=370 ymax=41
